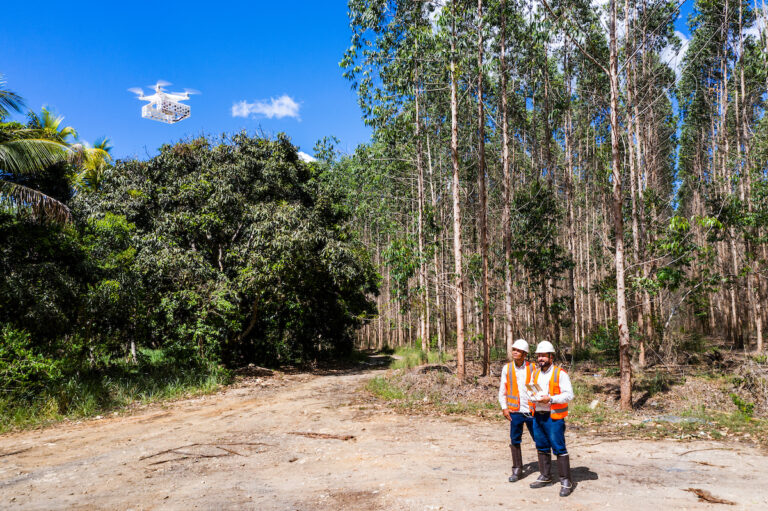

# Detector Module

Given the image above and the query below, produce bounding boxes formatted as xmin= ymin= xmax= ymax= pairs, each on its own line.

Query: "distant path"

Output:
xmin=1 ymin=366 xmax=766 ymax=510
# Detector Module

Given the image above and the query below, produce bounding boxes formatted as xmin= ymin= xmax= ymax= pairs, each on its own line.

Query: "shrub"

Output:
xmin=0 ymin=325 xmax=62 ymax=399
xmin=731 ymin=393 xmax=755 ymax=417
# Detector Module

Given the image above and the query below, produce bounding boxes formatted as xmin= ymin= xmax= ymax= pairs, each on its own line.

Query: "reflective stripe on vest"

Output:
xmin=549 ymin=367 xmax=569 ymax=419
xmin=531 ymin=365 xmax=569 ymax=419
xmin=505 ymin=361 xmax=531 ymax=411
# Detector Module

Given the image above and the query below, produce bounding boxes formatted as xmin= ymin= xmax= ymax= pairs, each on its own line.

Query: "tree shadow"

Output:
xmin=300 ymin=353 xmax=396 ymax=376
xmin=634 ymin=391 xmax=653 ymax=408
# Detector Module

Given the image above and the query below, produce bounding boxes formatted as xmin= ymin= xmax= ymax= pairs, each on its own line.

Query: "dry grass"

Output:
xmin=362 ymin=355 xmax=768 ymax=450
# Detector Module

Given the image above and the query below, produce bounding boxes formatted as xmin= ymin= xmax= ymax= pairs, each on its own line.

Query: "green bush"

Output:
xmin=75 ymin=133 xmax=378 ymax=366
xmin=366 ymin=376 xmax=405 ymax=400
xmin=731 ymin=393 xmax=755 ymax=417
xmin=389 ymin=347 xmax=451 ymax=369
xmin=0 ymin=347 xmax=230 ymax=432
xmin=0 ymin=325 xmax=62 ymax=399
xmin=582 ymin=322 xmax=620 ymax=361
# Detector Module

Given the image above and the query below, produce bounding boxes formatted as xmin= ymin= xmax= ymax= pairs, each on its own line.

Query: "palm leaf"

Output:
xmin=0 ymin=138 xmax=69 ymax=175
xmin=0 ymin=179 xmax=72 ymax=223
xmin=39 ymin=107 xmax=77 ymax=143
xmin=74 ymin=164 xmax=108 ymax=193
xmin=0 ymin=75 xmax=24 ymax=119
xmin=93 ymin=136 xmax=113 ymax=155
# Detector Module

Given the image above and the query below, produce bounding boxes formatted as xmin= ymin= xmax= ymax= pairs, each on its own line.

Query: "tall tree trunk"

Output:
xmin=477 ymin=0 xmax=490 ymax=375
xmin=623 ymin=0 xmax=645 ymax=367
xmin=500 ymin=0 xmax=515 ymax=360
xmin=450 ymin=2 xmax=466 ymax=379
xmin=414 ymin=54 xmax=429 ymax=353
xmin=564 ymin=40 xmax=579 ymax=358
xmin=426 ymin=130 xmax=444 ymax=355
xmin=610 ymin=0 xmax=632 ymax=410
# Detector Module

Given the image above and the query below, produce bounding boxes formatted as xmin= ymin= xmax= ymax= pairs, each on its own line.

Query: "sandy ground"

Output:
xmin=1 ymin=364 xmax=767 ymax=511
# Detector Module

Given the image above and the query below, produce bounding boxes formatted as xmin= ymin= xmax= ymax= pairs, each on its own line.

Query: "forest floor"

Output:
xmin=1 ymin=356 xmax=767 ymax=510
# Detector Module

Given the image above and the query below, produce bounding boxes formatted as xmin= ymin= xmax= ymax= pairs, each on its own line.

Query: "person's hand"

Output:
xmin=537 ymin=395 xmax=551 ymax=404
xmin=502 ymin=409 xmax=512 ymax=421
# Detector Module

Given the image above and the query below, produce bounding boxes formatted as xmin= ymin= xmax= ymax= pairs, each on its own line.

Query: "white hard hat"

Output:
xmin=511 ymin=339 xmax=529 ymax=353
xmin=535 ymin=341 xmax=556 ymax=354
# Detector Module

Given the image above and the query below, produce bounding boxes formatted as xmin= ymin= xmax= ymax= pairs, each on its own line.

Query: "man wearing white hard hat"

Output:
xmin=497 ymin=339 xmax=535 ymax=483
xmin=528 ymin=341 xmax=575 ymax=497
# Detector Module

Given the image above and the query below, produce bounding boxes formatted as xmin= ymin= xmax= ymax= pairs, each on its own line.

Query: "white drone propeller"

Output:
xmin=171 ymin=88 xmax=201 ymax=96
xmin=149 ymin=80 xmax=172 ymax=90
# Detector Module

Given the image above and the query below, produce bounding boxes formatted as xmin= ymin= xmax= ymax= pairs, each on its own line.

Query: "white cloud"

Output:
xmin=744 ymin=15 xmax=766 ymax=45
xmin=427 ymin=0 xmax=447 ymax=31
xmin=298 ymin=151 xmax=316 ymax=163
xmin=660 ymin=30 xmax=690 ymax=84
xmin=231 ymin=94 xmax=300 ymax=119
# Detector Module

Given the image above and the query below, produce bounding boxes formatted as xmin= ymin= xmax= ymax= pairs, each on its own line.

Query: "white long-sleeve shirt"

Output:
xmin=497 ymin=361 xmax=533 ymax=413
xmin=531 ymin=365 xmax=574 ymax=413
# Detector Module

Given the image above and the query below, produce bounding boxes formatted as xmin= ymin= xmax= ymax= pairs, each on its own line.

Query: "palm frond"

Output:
xmin=0 ymin=179 xmax=72 ymax=223
xmin=93 ymin=136 xmax=113 ymax=155
xmin=69 ymin=141 xmax=112 ymax=169
xmin=0 ymin=138 xmax=69 ymax=175
xmin=74 ymin=164 xmax=108 ymax=193
xmin=0 ymin=74 xmax=25 ymax=119
xmin=88 ymin=146 xmax=112 ymax=164
xmin=31 ymin=107 xmax=77 ymax=143
xmin=59 ymin=125 xmax=78 ymax=141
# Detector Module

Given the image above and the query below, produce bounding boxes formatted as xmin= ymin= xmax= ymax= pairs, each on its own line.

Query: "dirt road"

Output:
xmin=1 ymin=365 xmax=767 ymax=510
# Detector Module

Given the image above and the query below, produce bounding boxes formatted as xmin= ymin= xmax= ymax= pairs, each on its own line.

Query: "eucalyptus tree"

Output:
xmin=679 ymin=0 xmax=764 ymax=350
xmin=537 ymin=0 xmax=634 ymax=408
xmin=343 ymin=0 xmax=442 ymax=352
xmin=494 ymin=0 xmax=516 ymax=357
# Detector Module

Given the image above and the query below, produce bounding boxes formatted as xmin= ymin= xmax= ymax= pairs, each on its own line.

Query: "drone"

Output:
xmin=128 ymin=81 xmax=199 ymax=124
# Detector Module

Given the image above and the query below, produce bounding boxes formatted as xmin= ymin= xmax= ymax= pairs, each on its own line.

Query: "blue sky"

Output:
xmin=2 ymin=1 xmax=705 ymax=162
xmin=1 ymin=1 xmax=370 ymax=160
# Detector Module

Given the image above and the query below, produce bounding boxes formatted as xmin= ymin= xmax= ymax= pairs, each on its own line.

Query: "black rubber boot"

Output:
xmin=529 ymin=451 xmax=553 ymax=488
xmin=557 ymin=455 xmax=574 ymax=497
xmin=508 ymin=444 xmax=523 ymax=482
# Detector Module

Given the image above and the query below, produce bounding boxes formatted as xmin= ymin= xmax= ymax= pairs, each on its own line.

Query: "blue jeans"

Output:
xmin=532 ymin=412 xmax=568 ymax=456
xmin=509 ymin=412 xmax=534 ymax=445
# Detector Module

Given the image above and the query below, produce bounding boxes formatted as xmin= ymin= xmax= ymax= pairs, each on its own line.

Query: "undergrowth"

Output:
xmin=0 ymin=348 xmax=231 ymax=433
xmin=365 ymin=363 xmax=768 ymax=449
xmin=389 ymin=347 xmax=452 ymax=370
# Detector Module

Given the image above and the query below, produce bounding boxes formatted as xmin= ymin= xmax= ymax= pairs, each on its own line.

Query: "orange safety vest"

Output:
xmin=531 ymin=365 xmax=569 ymax=419
xmin=505 ymin=361 xmax=532 ymax=411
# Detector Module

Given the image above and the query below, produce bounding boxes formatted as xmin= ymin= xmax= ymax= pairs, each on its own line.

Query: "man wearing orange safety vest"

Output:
xmin=528 ymin=341 xmax=575 ymax=497
xmin=497 ymin=339 xmax=535 ymax=483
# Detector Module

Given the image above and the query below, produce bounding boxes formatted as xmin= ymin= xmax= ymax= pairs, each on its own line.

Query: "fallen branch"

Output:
xmin=289 ymin=432 xmax=355 ymax=441
xmin=149 ymin=456 xmax=191 ymax=466
xmin=679 ymin=447 xmax=734 ymax=457
xmin=419 ymin=365 xmax=453 ymax=374
xmin=169 ymin=451 xmax=230 ymax=458
xmin=569 ymin=441 xmax=610 ymax=448
xmin=141 ymin=444 xmax=201 ymax=460
xmin=692 ymin=460 xmax=726 ymax=468
xmin=0 ymin=447 xmax=32 ymax=458
xmin=684 ymin=488 xmax=736 ymax=505
xmin=140 ymin=442 xmax=260 ymax=461
xmin=216 ymin=446 xmax=244 ymax=456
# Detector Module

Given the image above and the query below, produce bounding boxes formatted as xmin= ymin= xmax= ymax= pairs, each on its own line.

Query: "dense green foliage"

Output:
xmin=74 ymin=134 xmax=377 ymax=365
xmin=1 ymin=96 xmax=379 ymax=424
